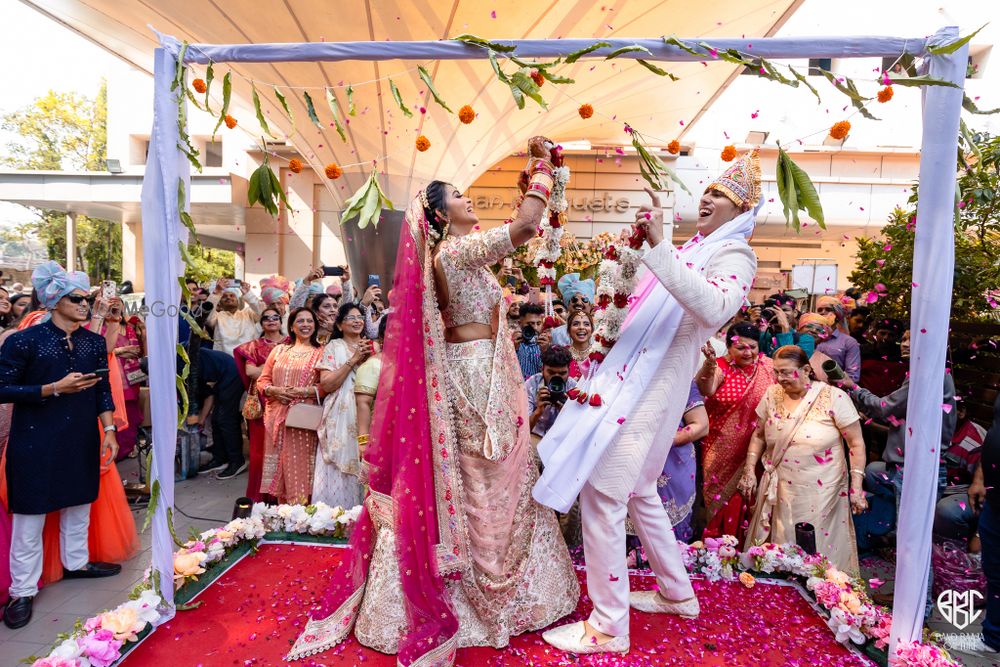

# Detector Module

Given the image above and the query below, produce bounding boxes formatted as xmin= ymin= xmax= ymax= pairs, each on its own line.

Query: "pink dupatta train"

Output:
xmin=288 ymin=197 xmax=463 ymax=665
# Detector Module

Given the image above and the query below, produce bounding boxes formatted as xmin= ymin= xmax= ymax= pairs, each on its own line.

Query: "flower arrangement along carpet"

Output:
xmin=118 ymin=541 xmax=874 ymax=667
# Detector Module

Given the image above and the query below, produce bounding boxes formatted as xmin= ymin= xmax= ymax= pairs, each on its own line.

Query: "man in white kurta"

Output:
xmin=536 ymin=151 xmax=761 ymax=654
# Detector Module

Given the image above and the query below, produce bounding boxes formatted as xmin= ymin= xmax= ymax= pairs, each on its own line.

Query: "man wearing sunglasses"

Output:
xmin=0 ymin=261 xmax=122 ymax=629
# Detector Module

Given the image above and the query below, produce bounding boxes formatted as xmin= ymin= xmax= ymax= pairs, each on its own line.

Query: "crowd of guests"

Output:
xmin=510 ymin=276 xmax=986 ymax=593
xmin=0 ymin=261 xmax=390 ymax=629
xmin=0 ymin=255 xmax=993 ymax=639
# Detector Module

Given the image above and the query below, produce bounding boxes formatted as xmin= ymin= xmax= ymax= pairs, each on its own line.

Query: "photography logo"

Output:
xmin=937 ymin=589 xmax=983 ymax=631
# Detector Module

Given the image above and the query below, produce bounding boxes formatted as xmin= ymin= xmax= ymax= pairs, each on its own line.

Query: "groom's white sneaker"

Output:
xmin=541 ymin=621 xmax=629 ymax=654
xmin=629 ymin=591 xmax=700 ymax=618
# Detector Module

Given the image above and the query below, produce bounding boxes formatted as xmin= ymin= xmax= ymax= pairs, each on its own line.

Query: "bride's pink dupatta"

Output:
xmin=287 ymin=201 xmax=458 ymax=665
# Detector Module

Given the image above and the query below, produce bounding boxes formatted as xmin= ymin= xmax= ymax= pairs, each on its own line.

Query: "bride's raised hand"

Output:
xmin=527 ymin=136 xmax=552 ymax=162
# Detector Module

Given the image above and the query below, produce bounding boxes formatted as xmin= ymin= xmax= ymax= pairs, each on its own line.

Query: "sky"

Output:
xmin=0 ymin=1 xmax=123 ymax=228
xmin=0 ymin=2 xmax=120 ymax=115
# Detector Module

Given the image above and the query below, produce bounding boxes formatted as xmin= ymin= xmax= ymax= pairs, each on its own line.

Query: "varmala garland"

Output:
xmin=533 ymin=164 xmax=570 ymax=305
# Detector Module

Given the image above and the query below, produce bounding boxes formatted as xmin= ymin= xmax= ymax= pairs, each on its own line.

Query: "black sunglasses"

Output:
xmin=66 ymin=295 xmax=88 ymax=304
xmin=261 ymin=314 xmax=281 ymax=322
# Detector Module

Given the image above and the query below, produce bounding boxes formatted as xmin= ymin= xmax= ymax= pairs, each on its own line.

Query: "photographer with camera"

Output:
xmin=526 ymin=345 xmax=576 ymax=442
xmin=513 ymin=302 xmax=545 ymax=379
xmin=757 ymin=294 xmax=815 ymax=358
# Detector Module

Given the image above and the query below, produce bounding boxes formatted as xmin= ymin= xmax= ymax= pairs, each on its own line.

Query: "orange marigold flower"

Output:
xmin=324 ymin=163 xmax=342 ymax=180
xmin=458 ymin=105 xmax=476 ymax=124
xmin=830 ymin=120 xmax=851 ymax=140
xmin=667 ymin=140 xmax=681 ymax=155
xmin=224 ymin=114 xmax=237 ymax=129
xmin=877 ymin=86 xmax=894 ymax=103
xmin=415 ymin=135 xmax=431 ymax=152
xmin=578 ymin=103 xmax=594 ymax=119
xmin=720 ymin=145 xmax=737 ymax=162
xmin=288 ymin=158 xmax=303 ymax=174
xmin=192 ymin=78 xmax=207 ymax=94
xmin=739 ymin=572 xmax=756 ymax=589
xmin=530 ymin=69 xmax=545 ymax=87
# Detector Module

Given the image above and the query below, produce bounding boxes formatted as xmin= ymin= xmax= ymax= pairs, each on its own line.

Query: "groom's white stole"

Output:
xmin=533 ymin=205 xmax=759 ymax=512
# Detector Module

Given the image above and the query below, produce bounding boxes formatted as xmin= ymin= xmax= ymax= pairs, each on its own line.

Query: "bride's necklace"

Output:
xmin=570 ymin=345 xmax=590 ymax=362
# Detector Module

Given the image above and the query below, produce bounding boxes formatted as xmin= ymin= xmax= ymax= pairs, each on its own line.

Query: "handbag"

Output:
xmin=285 ymin=402 xmax=323 ymax=431
xmin=241 ymin=380 xmax=263 ymax=420
xmin=285 ymin=385 xmax=323 ymax=431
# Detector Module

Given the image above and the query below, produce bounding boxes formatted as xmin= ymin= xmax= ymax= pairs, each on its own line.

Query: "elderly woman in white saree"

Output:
xmin=313 ymin=302 xmax=374 ymax=509
xmin=740 ymin=345 xmax=868 ymax=576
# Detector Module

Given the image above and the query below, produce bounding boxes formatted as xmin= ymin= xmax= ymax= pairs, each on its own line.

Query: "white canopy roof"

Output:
xmin=23 ymin=0 xmax=803 ymax=203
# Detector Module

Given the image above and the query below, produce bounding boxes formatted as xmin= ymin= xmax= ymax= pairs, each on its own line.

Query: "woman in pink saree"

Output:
xmin=288 ymin=137 xmax=578 ymax=665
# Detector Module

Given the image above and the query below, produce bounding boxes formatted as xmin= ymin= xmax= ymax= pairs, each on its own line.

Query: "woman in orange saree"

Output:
xmin=695 ymin=321 xmax=774 ymax=542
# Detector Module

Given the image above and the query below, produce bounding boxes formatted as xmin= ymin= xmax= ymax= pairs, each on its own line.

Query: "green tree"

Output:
xmin=183 ymin=245 xmax=236 ymax=283
xmin=849 ymin=131 xmax=1000 ymax=323
xmin=1 ymin=82 xmax=122 ymax=281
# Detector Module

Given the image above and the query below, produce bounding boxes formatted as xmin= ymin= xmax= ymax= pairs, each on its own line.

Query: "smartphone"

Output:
xmin=503 ymin=258 xmax=513 ymax=269
xmin=323 ymin=266 xmax=346 ymax=277
xmin=528 ymin=287 xmax=541 ymax=305
xmin=90 ymin=368 xmax=110 ymax=379
xmin=368 ymin=274 xmax=381 ymax=288
xmin=101 ymin=280 xmax=116 ymax=300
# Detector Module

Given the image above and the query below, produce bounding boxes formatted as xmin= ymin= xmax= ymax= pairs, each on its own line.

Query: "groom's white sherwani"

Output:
xmin=535 ymin=220 xmax=756 ymax=637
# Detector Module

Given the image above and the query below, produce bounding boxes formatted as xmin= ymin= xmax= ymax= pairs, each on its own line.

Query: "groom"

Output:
xmin=535 ymin=151 xmax=761 ymax=654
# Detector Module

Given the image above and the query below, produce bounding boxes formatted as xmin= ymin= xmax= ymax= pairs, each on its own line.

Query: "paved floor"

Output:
xmin=0 ymin=457 xmax=246 ymax=666
xmin=0 ymin=458 xmax=994 ymax=666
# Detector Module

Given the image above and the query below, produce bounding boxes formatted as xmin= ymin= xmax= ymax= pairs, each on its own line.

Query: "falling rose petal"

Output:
xmin=942 ymin=403 xmax=952 ymax=413
xmin=490 ymin=10 xmax=496 ymax=18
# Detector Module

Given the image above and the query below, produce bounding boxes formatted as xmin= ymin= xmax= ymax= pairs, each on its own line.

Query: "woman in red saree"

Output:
xmin=233 ymin=306 xmax=288 ymax=502
xmin=695 ymin=321 xmax=774 ymax=541
xmin=288 ymin=137 xmax=578 ymax=665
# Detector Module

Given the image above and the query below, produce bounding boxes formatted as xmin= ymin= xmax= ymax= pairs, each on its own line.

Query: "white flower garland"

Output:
xmin=532 ymin=165 xmax=569 ymax=291
xmin=28 ymin=502 xmax=361 ymax=667
xmin=589 ymin=240 xmax=644 ymax=363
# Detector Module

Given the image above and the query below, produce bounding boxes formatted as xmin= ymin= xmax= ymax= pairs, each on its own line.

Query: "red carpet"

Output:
xmin=124 ymin=543 xmax=872 ymax=666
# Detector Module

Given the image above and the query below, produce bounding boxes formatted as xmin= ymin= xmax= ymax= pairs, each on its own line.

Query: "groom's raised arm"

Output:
xmin=641 ymin=240 xmax=756 ymax=331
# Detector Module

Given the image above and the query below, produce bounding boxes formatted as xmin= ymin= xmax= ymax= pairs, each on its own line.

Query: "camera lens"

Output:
xmin=521 ymin=325 xmax=537 ymax=342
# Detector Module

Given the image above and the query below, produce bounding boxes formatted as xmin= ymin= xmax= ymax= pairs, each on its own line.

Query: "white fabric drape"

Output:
xmin=889 ymin=27 xmax=967 ymax=652
xmin=140 ymin=46 xmax=188 ymax=616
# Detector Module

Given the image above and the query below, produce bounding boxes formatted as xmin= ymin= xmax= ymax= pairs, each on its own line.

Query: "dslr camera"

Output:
xmin=521 ymin=324 xmax=538 ymax=343
xmin=546 ymin=375 xmax=568 ymax=407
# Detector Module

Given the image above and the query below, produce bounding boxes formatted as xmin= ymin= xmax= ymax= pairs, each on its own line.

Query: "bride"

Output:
xmin=288 ymin=137 xmax=578 ymax=665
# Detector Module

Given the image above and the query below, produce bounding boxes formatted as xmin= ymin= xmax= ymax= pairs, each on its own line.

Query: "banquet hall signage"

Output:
xmin=473 ymin=190 xmax=631 ymax=213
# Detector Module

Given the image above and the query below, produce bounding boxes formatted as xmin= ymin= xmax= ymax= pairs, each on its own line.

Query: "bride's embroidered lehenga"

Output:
xmin=288 ymin=196 xmax=578 ymax=665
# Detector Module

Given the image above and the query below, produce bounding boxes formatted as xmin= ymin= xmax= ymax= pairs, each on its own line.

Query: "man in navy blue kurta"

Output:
xmin=0 ymin=262 xmax=122 ymax=629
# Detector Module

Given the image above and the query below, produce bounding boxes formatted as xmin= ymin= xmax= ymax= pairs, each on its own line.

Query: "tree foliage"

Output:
xmin=1 ymin=82 xmax=117 ymax=281
xmin=183 ymin=244 xmax=235 ymax=283
xmin=849 ymin=131 xmax=1000 ymax=323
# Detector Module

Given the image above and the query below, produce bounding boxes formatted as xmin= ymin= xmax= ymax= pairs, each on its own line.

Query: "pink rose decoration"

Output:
xmin=78 ymin=629 xmax=123 ymax=667
xmin=718 ymin=545 xmax=737 ymax=559
xmin=31 ymin=659 xmax=80 ymax=667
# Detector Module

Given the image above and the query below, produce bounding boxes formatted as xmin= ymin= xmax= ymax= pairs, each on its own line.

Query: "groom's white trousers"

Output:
xmin=581 ymin=435 xmax=694 ymax=637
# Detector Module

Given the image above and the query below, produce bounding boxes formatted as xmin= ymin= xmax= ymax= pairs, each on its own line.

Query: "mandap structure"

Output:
xmin=140 ymin=29 xmax=968 ymax=654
